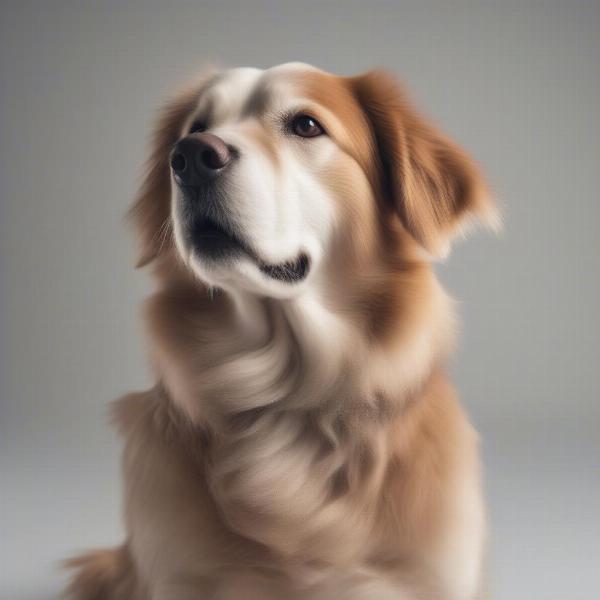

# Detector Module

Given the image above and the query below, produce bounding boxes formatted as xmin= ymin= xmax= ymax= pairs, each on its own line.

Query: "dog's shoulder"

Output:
xmin=110 ymin=388 xmax=163 ymax=436
xmin=110 ymin=386 xmax=201 ymax=450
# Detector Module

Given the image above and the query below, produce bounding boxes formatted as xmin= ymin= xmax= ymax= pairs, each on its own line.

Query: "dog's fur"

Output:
xmin=65 ymin=63 xmax=498 ymax=600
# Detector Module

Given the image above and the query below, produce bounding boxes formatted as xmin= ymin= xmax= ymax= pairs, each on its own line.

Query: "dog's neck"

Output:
xmin=144 ymin=267 xmax=454 ymax=426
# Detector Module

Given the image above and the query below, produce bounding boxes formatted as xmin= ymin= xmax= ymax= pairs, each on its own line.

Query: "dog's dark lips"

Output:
xmin=190 ymin=218 xmax=310 ymax=283
xmin=258 ymin=253 xmax=310 ymax=282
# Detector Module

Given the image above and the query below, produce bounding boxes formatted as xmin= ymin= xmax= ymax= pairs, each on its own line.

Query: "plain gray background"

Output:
xmin=1 ymin=1 xmax=599 ymax=598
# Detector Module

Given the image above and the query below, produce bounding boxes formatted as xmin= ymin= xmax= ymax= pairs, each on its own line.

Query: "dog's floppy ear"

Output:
xmin=352 ymin=71 xmax=498 ymax=258
xmin=128 ymin=81 xmax=208 ymax=268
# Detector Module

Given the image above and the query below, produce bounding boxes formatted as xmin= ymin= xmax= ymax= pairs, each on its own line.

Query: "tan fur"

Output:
xmin=350 ymin=70 xmax=497 ymax=257
xmin=66 ymin=64 xmax=494 ymax=600
xmin=64 ymin=546 xmax=139 ymax=600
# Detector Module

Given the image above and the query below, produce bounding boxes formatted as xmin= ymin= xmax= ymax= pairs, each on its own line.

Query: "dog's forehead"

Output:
xmin=200 ymin=63 xmax=322 ymax=120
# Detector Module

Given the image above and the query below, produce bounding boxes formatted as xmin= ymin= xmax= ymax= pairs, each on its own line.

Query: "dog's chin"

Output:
xmin=182 ymin=218 xmax=311 ymax=294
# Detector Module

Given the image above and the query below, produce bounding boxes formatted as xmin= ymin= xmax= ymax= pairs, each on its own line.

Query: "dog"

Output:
xmin=66 ymin=62 xmax=498 ymax=600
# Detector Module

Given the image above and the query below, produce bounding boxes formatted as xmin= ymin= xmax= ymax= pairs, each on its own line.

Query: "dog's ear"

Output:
xmin=352 ymin=71 xmax=499 ymax=258
xmin=128 ymin=78 xmax=212 ymax=268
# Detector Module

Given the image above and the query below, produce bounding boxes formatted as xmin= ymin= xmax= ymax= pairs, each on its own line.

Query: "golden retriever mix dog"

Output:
xmin=66 ymin=63 xmax=498 ymax=600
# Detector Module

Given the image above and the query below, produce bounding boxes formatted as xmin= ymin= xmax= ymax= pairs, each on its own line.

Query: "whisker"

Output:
xmin=155 ymin=217 xmax=173 ymax=254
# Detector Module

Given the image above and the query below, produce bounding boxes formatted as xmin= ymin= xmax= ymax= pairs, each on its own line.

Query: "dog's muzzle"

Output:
xmin=170 ymin=133 xmax=311 ymax=284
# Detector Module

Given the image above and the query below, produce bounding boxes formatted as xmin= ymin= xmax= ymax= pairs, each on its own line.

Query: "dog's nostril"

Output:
xmin=201 ymin=148 xmax=228 ymax=170
xmin=170 ymin=152 xmax=187 ymax=173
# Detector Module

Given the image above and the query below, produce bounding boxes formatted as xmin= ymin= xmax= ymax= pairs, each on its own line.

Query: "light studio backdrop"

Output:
xmin=1 ymin=2 xmax=599 ymax=599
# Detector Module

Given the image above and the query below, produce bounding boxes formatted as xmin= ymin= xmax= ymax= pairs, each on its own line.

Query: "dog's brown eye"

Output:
xmin=189 ymin=120 xmax=207 ymax=134
xmin=292 ymin=115 xmax=324 ymax=138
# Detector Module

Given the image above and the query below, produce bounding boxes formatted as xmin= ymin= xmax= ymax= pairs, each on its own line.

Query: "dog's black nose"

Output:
xmin=170 ymin=133 xmax=232 ymax=185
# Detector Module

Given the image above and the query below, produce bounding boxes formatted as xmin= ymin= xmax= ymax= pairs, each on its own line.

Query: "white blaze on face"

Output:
xmin=171 ymin=63 xmax=338 ymax=297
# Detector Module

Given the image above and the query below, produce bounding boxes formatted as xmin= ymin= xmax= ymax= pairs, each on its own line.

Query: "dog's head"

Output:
xmin=131 ymin=63 xmax=497 ymax=298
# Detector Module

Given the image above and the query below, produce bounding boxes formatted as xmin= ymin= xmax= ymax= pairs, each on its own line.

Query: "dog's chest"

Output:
xmin=117 ymin=385 xmax=484 ymax=600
